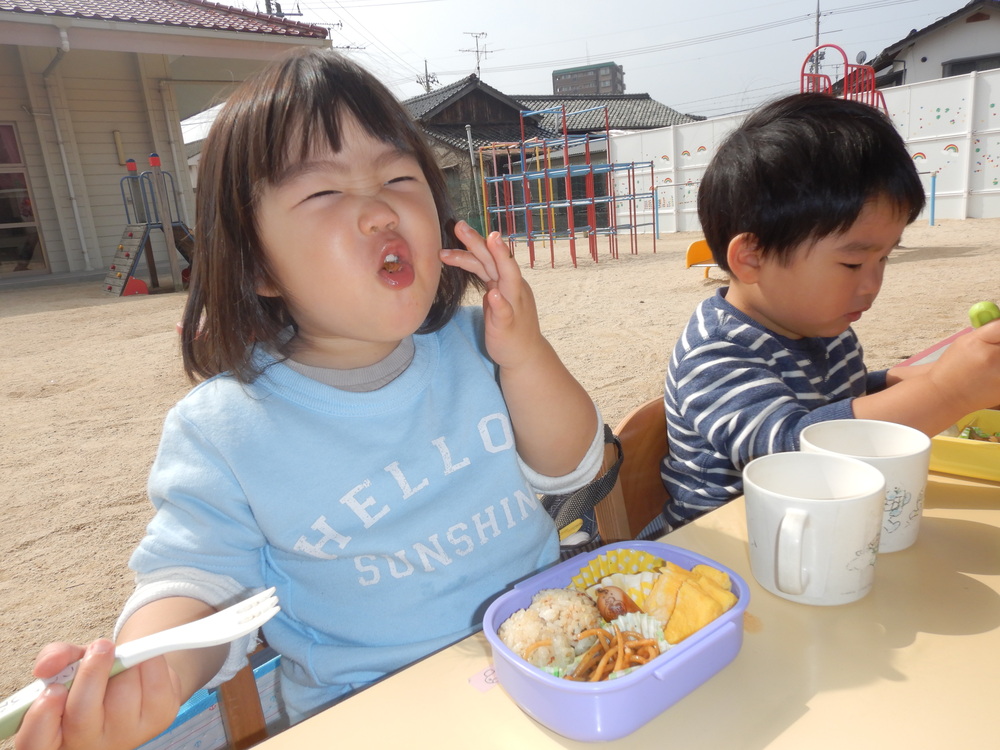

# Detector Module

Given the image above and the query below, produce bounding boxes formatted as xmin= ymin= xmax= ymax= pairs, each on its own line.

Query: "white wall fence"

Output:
xmin=610 ymin=68 xmax=1000 ymax=234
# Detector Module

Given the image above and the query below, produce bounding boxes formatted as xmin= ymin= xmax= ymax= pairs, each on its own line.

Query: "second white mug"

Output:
xmin=799 ymin=419 xmax=931 ymax=553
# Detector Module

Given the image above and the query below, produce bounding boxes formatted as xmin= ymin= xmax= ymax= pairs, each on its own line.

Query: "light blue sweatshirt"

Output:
xmin=127 ymin=306 xmax=600 ymax=721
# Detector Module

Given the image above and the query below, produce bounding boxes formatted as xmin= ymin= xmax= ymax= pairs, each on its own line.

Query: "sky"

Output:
xmin=236 ymin=0 xmax=967 ymax=118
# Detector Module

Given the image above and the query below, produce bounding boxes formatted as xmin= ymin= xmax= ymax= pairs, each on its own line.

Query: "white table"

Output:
xmin=256 ymin=473 xmax=1000 ymax=749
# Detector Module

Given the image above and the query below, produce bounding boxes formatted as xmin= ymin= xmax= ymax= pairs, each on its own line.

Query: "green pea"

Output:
xmin=968 ymin=301 xmax=1000 ymax=328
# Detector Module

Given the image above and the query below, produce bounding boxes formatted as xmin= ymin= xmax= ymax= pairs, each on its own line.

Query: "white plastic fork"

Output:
xmin=0 ymin=587 xmax=279 ymax=740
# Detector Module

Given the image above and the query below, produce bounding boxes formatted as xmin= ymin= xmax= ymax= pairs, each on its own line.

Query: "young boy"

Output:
xmin=660 ymin=92 xmax=1000 ymax=528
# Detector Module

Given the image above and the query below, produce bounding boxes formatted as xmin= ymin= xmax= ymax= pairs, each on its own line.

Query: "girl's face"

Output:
xmin=727 ymin=195 xmax=908 ymax=340
xmin=255 ymin=112 xmax=444 ymax=369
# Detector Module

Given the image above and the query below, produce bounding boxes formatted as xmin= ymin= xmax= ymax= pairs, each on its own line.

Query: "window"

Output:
xmin=0 ymin=124 xmax=45 ymax=275
xmin=0 ymin=125 xmax=21 ymax=164
xmin=944 ymin=54 xmax=1000 ymax=77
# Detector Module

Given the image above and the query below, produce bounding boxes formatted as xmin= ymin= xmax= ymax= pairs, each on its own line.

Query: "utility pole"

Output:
xmin=460 ymin=32 xmax=492 ymax=78
xmin=417 ymin=60 xmax=439 ymax=92
xmin=811 ymin=0 xmax=823 ymax=75
xmin=814 ymin=0 xmax=820 ymax=48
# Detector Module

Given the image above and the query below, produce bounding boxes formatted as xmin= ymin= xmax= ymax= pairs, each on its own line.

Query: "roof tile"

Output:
xmin=0 ymin=0 xmax=327 ymax=37
xmin=404 ymin=77 xmax=703 ymax=151
xmin=515 ymin=94 xmax=701 ymax=131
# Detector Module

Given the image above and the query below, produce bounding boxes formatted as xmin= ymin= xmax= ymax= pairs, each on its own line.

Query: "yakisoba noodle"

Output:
xmin=566 ymin=626 xmax=660 ymax=682
xmin=521 ymin=638 xmax=553 ymax=660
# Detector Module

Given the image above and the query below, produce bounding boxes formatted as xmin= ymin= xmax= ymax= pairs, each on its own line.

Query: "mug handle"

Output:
xmin=776 ymin=508 xmax=809 ymax=595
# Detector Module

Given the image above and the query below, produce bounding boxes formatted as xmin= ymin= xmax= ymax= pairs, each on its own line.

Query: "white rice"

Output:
xmin=498 ymin=588 xmax=601 ymax=669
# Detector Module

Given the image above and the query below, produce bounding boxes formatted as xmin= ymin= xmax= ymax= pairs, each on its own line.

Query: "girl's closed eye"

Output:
xmin=307 ymin=189 xmax=341 ymax=200
xmin=385 ymin=174 xmax=424 ymax=188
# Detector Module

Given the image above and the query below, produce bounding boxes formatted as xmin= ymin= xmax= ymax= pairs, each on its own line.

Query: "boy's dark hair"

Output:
xmin=181 ymin=48 xmax=478 ymax=383
xmin=697 ymin=92 xmax=926 ymax=270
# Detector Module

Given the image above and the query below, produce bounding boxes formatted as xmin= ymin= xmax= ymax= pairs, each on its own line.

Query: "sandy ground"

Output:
xmin=1 ymin=218 xmax=998 ymax=742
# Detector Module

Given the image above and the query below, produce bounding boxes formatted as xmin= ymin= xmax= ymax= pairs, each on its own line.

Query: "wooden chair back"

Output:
xmin=594 ymin=397 xmax=671 ymax=541
xmin=216 ymin=646 xmax=270 ymax=749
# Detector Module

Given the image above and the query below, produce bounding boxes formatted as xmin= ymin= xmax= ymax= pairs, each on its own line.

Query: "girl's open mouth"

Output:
xmin=378 ymin=251 xmax=414 ymax=288
xmin=383 ymin=253 xmax=404 ymax=273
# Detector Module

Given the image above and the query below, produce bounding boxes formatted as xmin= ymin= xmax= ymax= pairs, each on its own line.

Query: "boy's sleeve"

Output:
xmin=672 ymin=340 xmax=848 ymax=467
xmin=866 ymin=368 xmax=889 ymax=393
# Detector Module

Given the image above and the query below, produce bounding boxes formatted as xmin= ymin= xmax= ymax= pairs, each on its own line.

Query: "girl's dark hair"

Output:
xmin=697 ymin=92 xmax=926 ymax=270
xmin=181 ymin=48 xmax=477 ymax=383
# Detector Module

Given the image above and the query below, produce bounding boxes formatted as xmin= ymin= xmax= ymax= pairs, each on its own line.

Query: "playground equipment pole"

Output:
xmin=465 ymin=125 xmax=485 ymax=233
xmin=123 ymin=159 xmax=159 ymax=289
xmin=148 ymin=153 xmax=184 ymax=291
xmin=123 ymin=159 xmax=147 ymax=223
xmin=930 ymin=172 xmax=937 ymax=226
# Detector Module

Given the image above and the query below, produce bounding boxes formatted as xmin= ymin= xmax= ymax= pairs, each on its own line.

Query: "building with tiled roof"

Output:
xmin=866 ymin=0 xmax=1000 ymax=87
xmin=404 ymin=75 xmax=556 ymax=153
xmin=0 ymin=0 xmax=328 ymax=286
xmin=403 ymin=74 xmax=701 ymax=239
xmin=405 ymin=74 xmax=701 ymax=154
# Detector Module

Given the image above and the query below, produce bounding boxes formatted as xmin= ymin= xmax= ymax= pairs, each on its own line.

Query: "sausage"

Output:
xmin=594 ymin=586 xmax=641 ymax=621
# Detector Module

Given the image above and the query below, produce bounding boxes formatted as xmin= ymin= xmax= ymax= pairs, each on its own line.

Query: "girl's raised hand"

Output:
xmin=440 ymin=221 xmax=544 ymax=369
xmin=16 ymin=640 xmax=181 ymax=750
xmin=441 ymin=221 xmax=598 ymax=475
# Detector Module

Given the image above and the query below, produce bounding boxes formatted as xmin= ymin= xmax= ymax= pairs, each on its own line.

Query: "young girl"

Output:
xmin=16 ymin=48 xmax=602 ymax=750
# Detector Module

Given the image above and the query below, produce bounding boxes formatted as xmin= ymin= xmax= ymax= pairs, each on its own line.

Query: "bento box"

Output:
xmin=482 ymin=540 xmax=749 ymax=742
xmin=930 ymin=409 xmax=1000 ymax=482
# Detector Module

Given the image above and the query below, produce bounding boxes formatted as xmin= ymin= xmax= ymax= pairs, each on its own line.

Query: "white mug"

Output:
xmin=743 ymin=452 xmax=885 ymax=606
xmin=799 ymin=419 xmax=931 ymax=553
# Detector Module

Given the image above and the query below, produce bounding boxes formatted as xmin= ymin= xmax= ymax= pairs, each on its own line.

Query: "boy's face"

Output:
xmin=726 ymin=195 xmax=908 ymax=340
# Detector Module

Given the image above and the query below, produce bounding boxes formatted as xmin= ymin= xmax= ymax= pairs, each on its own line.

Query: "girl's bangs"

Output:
xmin=252 ymin=94 xmax=413 ymax=190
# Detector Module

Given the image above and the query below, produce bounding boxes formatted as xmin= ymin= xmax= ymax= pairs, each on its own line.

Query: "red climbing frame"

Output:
xmin=801 ymin=43 xmax=888 ymax=113
xmin=480 ymin=105 xmax=656 ymax=269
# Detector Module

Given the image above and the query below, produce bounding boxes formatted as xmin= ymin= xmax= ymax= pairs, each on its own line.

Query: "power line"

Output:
xmin=260 ymin=0 xmax=951 ymax=115
xmin=277 ymin=0 xmax=427 ymax=79
xmin=438 ymin=14 xmax=812 ymax=76
xmin=433 ymin=0 xmax=927 ymax=77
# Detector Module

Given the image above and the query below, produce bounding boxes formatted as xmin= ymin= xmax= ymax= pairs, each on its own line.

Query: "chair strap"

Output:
xmin=546 ymin=425 xmax=623 ymax=532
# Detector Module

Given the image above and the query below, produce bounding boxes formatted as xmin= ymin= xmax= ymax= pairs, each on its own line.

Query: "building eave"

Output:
xmin=0 ymin=11 xmax=330 ymax=57
xmin=867 ymin=0 xmax=1000 ymax=72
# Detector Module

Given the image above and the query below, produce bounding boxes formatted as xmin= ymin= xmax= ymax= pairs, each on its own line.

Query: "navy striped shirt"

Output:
xmin=660 ymin=289 xmax=887 ymax=526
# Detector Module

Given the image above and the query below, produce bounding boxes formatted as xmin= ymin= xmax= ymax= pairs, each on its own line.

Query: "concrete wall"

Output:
xmin=610 ymin=67 xmax=1000 ymax=233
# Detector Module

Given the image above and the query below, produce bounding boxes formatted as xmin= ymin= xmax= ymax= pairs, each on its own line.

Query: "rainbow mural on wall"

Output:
xmin=912 ymin=152 xmax=927 ymax=160
xmin=944 ymin=144 xmax=960 ymax=153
